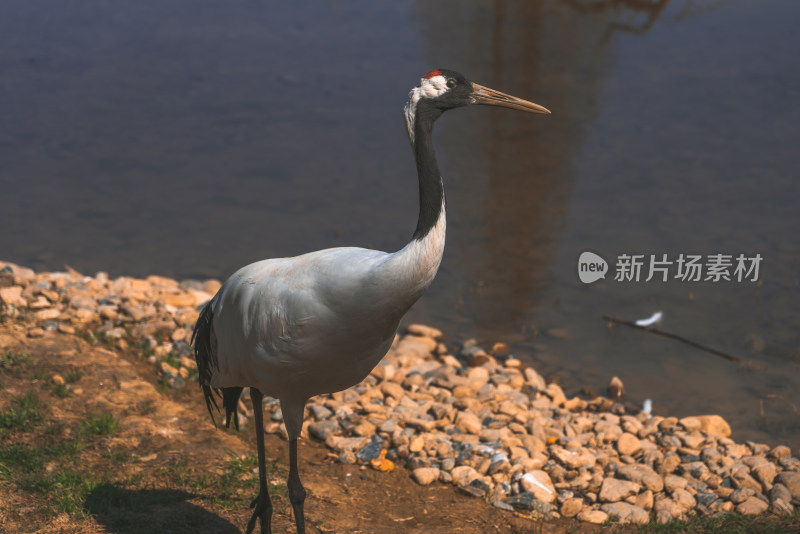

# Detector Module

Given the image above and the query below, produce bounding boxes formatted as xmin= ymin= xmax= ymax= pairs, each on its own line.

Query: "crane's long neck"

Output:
xmin=409 ymin=101 xmax=445 ymax=241
xmin=379 ymin=100 xmax=447 ymax=306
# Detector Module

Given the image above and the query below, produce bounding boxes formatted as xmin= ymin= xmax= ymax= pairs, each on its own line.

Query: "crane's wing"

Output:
xmin=208 ymin=246 xmax=402 ymax=397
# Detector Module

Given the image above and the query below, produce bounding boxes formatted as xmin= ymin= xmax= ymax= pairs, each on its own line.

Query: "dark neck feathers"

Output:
xmin=411 ymin=100 xmax=445 ymax=240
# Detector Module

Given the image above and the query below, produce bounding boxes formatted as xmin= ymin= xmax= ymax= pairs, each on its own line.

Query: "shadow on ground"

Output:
xmin=85 ymin=484 xmax=240 ymax=534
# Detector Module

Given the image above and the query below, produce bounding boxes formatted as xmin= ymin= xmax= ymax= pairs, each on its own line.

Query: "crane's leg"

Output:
xmin=288 ymin=437 xmax=307 ymax=533
xmin=246 ymin=388 xmax=272 ymax=534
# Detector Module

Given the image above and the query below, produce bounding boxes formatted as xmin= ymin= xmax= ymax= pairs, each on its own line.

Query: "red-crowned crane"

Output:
xmin=192 ymin=69 xmax=549 ymax=534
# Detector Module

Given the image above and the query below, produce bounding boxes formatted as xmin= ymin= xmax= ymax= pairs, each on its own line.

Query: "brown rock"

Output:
xmin=616 ymin=432 xmax=642 ymax=456
xmin=57 ymin=323 xmax=75 ymax=334
xmin=408 ymin=436 xmax=424 ymax=453
xmin=520 ymin=470 xmax=556 ymax=503
xmin=577 ymin=509 xmax=608 ymax=524
xmin=695 ymin=415 xmax=731 ymax=438
xmin=28 ymin=327 xmax=45 ymax=338
xmin=406 ymin=324 xmax=443 ymax=340
xmin=491 ymin=342 xmax=509 ymax=356
xmin=36 ymin=308 xmax=61 ymax=320
xmin=466 ymin=367 xmax=490 ymax=390
xmin=544 ymin=383 xmax=567 ymax=405
xmin=608 ymin=376 xmax=625 ymax=401
xmin=635 ymin=489 xmax=654 ymax=511
xmin=159 ymin=292 xmax=196 ymax=308
xmin=0 ymin=286 xmax=26 ymax=307
xmin=663 ymin=474 xmax=687 ymax=492
xmin=455 ymin=411 xmax=482 ymax=435
xmin=679 ymin=416 xmax=702 ymax=432
xmin=560 ymin=497 xmax=583 ymax=518
xmin=736 ymin=496 xmax=768 ymax=515
xmin=451 ymin=466 xmax=480 ymax=487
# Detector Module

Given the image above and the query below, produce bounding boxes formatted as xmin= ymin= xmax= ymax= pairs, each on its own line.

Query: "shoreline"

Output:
xmin=1 ymin=260 xmax=798 ymax=525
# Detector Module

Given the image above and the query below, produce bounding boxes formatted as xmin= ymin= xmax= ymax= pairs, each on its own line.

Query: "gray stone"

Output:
xmin=695 ymin=492 xmax=718 ymax=507
xmin=671 ymin=488 xmax=696 ymax=513
xmin=771 ymin=498 xmax=794 ymax=516
xmin=309 ymin=419 xmax=339 ymax=440
xmin=599 ymin=478 xmax=640 ymax=502
xmin=506 ymin=492 xmax=535 ymax=510
xmin=778 ymin=472 xmax=800 ymax=504
xmin=600 ymin=502 xmax=649 ymax=525
xmin=309 ymin=404 xmax=333 ymax=421
xmin=616 ymin=463 xmax=663 ymax=492
xmin=771 ymin=483 xmax=793 ymax=505
xmin=730 ymin=487 xmax=755 ymax=505
xmin=356 ymin=436 xmax=383 ymax=462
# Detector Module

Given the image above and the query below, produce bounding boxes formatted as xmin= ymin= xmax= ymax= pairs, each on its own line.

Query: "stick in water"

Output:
xmin=602 ymin=315 xmax=740 ymax=363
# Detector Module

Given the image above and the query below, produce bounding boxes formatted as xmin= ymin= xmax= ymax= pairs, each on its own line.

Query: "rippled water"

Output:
xmin=2 ymin=0 xmax=798 ymax=448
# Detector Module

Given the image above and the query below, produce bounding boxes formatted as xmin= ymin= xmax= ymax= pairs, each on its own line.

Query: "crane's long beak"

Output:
xmin=471 ymin=83 xmax=551 ymax=114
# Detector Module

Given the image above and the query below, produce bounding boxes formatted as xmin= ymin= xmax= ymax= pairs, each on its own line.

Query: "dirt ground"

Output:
xmin=0 ymin=325 xmax=620 ymax=534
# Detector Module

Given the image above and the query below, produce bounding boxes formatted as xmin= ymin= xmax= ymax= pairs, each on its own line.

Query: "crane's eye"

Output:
xmin=446 ymin=78 xmax=457 ymax=89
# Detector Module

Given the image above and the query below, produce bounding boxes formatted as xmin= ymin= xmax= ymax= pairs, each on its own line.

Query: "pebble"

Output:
xmin=577 ymin=509 xmax=608 ymax=524
xmin=616 ymin=432 xmax=642 ymax=456
xmin=599 ymin=478 xmax=640 ymax=502
xmin=412 ymin=467 xmax=440 ymax=485
xmin=695 ymin=415 xmax=731 ymax=438
xmin=309 ymin=420 xmax=339 ymax=440
xmin=600 ymin=502 xmax=649 ymax=524
xmin=520 ymin=471 xmax=556 ymax=503
xmin=736 ymin=496 xmax=769 ymax=515
xmin=778 ymin=472 xmax=800 ymax=504
xmin=560 ymin=497 xmax=583 ymax=517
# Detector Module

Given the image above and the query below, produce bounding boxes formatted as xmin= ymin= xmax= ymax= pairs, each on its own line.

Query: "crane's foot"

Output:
xmin=245 ymin=491 xmax=272 ymax=534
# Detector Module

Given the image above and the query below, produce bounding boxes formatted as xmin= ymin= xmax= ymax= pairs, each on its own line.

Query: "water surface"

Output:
xmin=2 ymin=0 xmax=798 ymax=448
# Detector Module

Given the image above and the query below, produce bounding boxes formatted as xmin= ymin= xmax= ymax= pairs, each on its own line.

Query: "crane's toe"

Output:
xmin=245 ymin=491 xmax=272 ymax=534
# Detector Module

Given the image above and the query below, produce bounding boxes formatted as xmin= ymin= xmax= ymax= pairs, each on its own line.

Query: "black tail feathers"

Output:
xmin=192 ymin=299 xmax=245 ymax=430
xmin=192 ymin=300 xmax=222 ymax=426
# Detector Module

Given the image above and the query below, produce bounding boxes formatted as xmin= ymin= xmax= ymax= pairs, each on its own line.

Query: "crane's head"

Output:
xmin=404 ymin=69 xmax=550 ymax=144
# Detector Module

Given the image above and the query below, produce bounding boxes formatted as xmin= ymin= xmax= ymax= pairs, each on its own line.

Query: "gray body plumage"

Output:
xmin=205 ymin=207 xmax=445 ymax=436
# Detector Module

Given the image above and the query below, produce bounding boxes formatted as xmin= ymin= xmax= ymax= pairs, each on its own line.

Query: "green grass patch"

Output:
xmin=21 ymin=469 xmax=103 ymax=516
xmin=639 ymin=509 xmax=800 ymax=534
xmin=64 ymin=370 xmax=83 ymax=384
xmin=163 ymin=352 xmax=181 ymax=370
xmin=0 ymin=391 xmax=45 ymax=431
xmin=52 ymin=383 xmax=71 ymax=398
xmin=1 ymin=352 xmax=31 ymax=368
xmin=160 ymin=457 xmax=192 ymax=487
xmin=84 ymin=331 xmax=100 ymax=345
xmin=78 ymin=412 xmax=118 ymax=437
xmin=0 ymin=439 xmax=86 ymax=475
xmin=106 ymin=448 xmax=131 ymax=464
